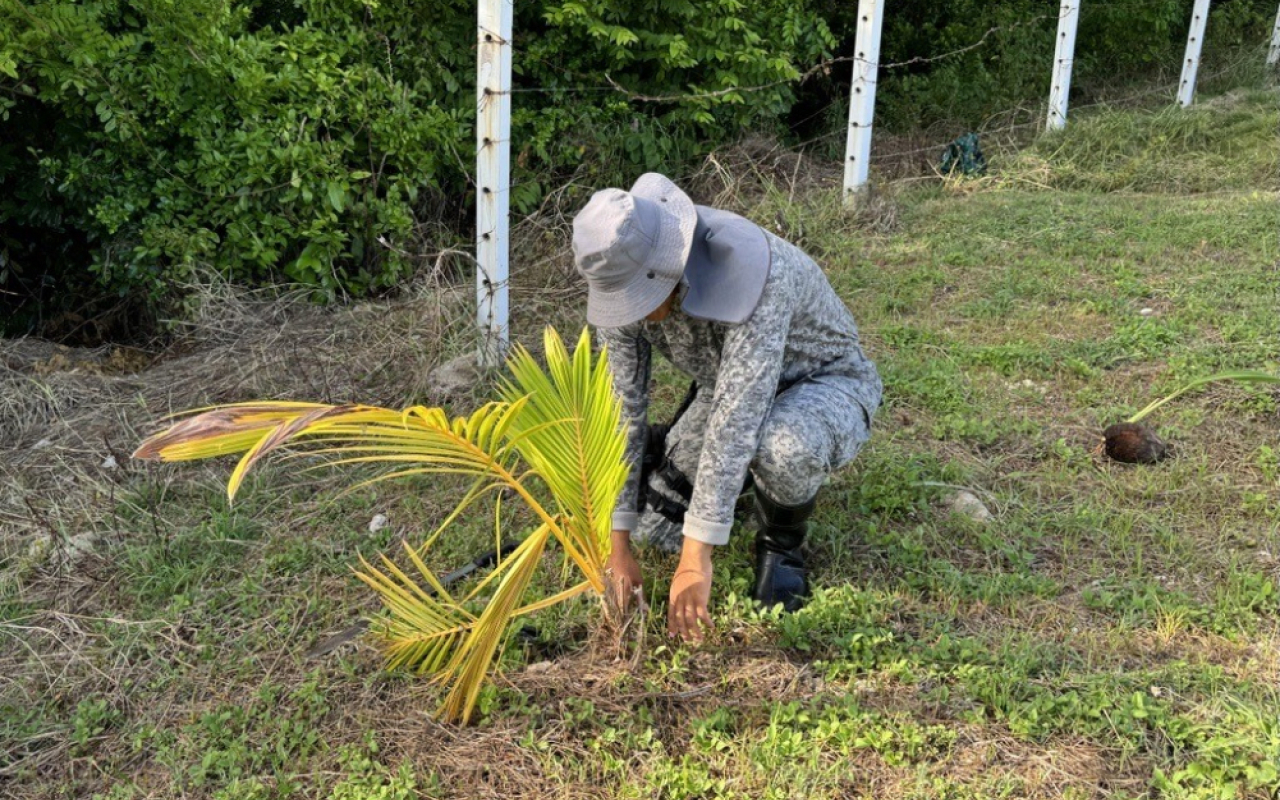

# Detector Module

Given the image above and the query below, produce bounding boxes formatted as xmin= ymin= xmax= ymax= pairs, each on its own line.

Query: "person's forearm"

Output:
xmin=611 ymin=529 xmax=632 ymax=554
xmin=678 ymin=537 xmax=714 ymax=572
xmin=599 ymin=324 xmax=651 ymax=527
xmin=669 ymin=536 xmax=715 ymax=642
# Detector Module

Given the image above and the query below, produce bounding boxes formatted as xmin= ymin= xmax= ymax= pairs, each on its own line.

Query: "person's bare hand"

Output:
xmin=668 ymin=539 xmax=714 ymax=642
xmin=606 ymin=530 xmax=645 ymax=612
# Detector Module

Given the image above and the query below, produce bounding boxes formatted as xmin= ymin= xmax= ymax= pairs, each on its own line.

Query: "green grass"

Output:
xmin=1007 ymin=92 xmax=1280 ymax=194
xmin=4 ymin=91 xmax=1280 ymax=798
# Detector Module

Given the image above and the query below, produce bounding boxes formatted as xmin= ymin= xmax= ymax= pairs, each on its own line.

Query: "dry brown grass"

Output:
xmin=0 ymin=274 xmax=479 ymax=578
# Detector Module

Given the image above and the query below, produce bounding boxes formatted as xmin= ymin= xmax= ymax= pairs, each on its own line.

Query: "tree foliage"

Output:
xmin=0 ymin=0 xmax=1274 ymax=336
xmin=0 ymin=0 xmax=832 ymax=335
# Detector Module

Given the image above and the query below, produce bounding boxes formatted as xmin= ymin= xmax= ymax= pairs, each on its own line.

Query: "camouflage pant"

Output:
xmin=633 ymin=376 xmax=873 ymax=552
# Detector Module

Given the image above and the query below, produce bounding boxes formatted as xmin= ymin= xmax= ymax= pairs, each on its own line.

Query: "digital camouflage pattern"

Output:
xmin=633 ymin=376 xmax=875 ymax=552
xmin=599 ymin=225 xmax=882 ymax=547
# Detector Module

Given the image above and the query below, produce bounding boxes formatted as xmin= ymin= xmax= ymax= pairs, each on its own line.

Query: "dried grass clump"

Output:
xmin=0 ymin=274 xmax=478 ymax=577
xmin=688 ymin=135 xmax=840 ymax=210
xmin=1001 ymin=99 xmax=1280 ymax=194
xmin=847 ymin=183 xmax=902 ymax=233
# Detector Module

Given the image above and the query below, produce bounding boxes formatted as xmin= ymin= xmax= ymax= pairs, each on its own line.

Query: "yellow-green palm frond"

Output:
xmin=499 ymin=327 xmax=629 ymax=588
xmin=133 ymin=398 xmax=532 ymax=503
xmin=131 ymin=401 xmax=337 ymax=462
xmin=355 ymin=521 xmax=594 ymax=724
xmin=354 ymin=541 xmax=475 ymax=675
xmin=131 ymin=326 xmax=628 ymax=724
xmin=436 ymin=521 xmax=552 ymax=722
xmin=1126 ymin=371 xmax=1280 ymax=424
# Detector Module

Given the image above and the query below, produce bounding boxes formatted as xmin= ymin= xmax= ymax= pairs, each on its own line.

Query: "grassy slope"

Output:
xmin=4 ymin=95 xmax=1279 ymax=799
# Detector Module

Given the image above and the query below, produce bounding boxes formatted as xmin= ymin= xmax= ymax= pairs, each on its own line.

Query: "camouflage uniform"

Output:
xmin=600 ymin=222 xmax=882 ymax=551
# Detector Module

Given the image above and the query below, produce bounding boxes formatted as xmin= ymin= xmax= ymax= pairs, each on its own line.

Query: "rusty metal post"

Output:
xmin=476 ymin=0 xmax=512 ymax=366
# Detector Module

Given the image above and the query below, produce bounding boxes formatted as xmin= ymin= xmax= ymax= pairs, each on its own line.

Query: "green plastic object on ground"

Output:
xmin=940 ymin=133 xmax=987 ymax=176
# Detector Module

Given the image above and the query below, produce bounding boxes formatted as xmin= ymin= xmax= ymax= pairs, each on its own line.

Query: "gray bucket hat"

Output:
xmin=572 ymin=173 xmax=697 ymax=328
xmin=681 ymin=206 xmax=771 ymax=325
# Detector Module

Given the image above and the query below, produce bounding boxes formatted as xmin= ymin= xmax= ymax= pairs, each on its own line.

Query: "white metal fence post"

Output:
xmin=476 ymin=0 xmax=512 ymax=367
xmin=1178 ymin=0 xmax=1212 ymax=107
xmin=1046 ymin=0 xmax=1081 ymax=131
xmin=842 ymin=0 xmax=884 ymax=205
xmin=1267 ymin=3 xmax=1280 ymax=65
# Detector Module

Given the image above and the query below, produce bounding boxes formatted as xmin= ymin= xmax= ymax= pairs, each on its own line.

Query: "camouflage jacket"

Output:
xmin=599 ymin=227 xmax=882 ymax=545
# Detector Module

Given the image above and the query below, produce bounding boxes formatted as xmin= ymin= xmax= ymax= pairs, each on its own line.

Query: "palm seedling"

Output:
xmin=1104 ymin=371 xmax=1280 ymax=464
xmin=133 ymin=326 xmax=629 ymax=723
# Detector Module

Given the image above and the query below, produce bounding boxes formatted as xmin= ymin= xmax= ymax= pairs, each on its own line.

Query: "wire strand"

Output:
xmin=485 ymin=11 xmax=1066 ymax=103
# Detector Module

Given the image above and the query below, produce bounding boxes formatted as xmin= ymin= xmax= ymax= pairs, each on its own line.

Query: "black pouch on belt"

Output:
xmin=637 ymin=381 xmax=759 ymax=523
xmin=638 ymin=380 xmax=697 ymax=521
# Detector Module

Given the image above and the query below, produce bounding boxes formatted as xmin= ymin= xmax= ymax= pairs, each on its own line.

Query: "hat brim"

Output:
xmin=680 ymin=206 xmax=771 ymax=325
xmin=585 ymin=174 xmax=697 ymax=328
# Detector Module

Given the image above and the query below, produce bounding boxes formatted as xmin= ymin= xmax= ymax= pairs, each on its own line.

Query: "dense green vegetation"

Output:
xmin=0 ymin=0 xmax=1275 ymax=338
xmin=0 ymin=0 xmax=833 ymax=335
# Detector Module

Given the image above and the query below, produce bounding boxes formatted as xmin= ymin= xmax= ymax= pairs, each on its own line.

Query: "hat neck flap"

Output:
xmin=679 ymin=206 xmax=772 ymax=324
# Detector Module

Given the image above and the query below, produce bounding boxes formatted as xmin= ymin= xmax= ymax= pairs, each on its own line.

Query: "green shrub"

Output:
xmin=805 ymin=0 xmax=1277 ymax=137
xmin=2 ymin=0 xmax=1275 ymax=336
xmin=0 ymin=0 xmax=833 ymax=335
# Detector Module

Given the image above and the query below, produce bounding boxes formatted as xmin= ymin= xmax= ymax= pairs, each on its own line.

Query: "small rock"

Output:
xmin=26 ymin=532 xmax=98 ymax=567
xmin=368 ymin=513 xmax=389 ymax=533
xmin=426 ymin=354 xmax=483 ymax=400
xmin=32 ymin=438 xmax=52 ymax=450
xmin=945 ymin=490 xmax=992 ymax=523
xmin=101 ymin=455 xmax=118 ymax=470
xmin=65 ymin=533 xmax=97 ymax=559
xmin=526 ymin=660 xmax=554 ymax=674
xmin=1139 ymin=307 xmax=1155 ymax=316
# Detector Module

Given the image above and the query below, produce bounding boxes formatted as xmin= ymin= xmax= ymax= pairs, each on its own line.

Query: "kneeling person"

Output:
xmin=572 ymin=173 xmax=883 ymax=642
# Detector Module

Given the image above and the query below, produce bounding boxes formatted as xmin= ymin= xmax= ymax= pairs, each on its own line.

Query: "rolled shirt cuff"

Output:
xmin=682 ymin=514 xmax=732 ymax=546
xmin=611 ymin=511 xmax=638 ymax=532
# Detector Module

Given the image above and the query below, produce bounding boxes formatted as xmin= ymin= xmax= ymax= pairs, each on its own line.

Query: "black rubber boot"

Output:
xmin=753 ymin=490 xmax=816 ymax=613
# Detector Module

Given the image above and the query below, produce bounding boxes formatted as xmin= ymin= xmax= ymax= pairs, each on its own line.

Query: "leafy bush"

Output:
xmin=2 ymin=0 xmax=1275 ymax=336
xmin=0 ymin=0 xmax=833 ymax=336
xmin=805 ymin=0 xmax=1277 ymax=135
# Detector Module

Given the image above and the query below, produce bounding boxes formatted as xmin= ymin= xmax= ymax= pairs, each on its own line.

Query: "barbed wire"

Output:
xmin=488 ymin=10 xmax=1066 ymax=104
xmin=597 ymin=15 xmax=1053 ymax=104
xmin=488 ymin=45 xmax=1265 ymax=228
xmin=485 ymin=0 xmax=1248 ymax=182
xmin=494 ymin=0 xmax=1231 ymax=108
xmin=7 ymin=0 xmax=1261 ymax=212
xmin=501 ymin=51 xmax=1261 ymax=255
xmin=857 ymin=51 xmax=1255 ymax=166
